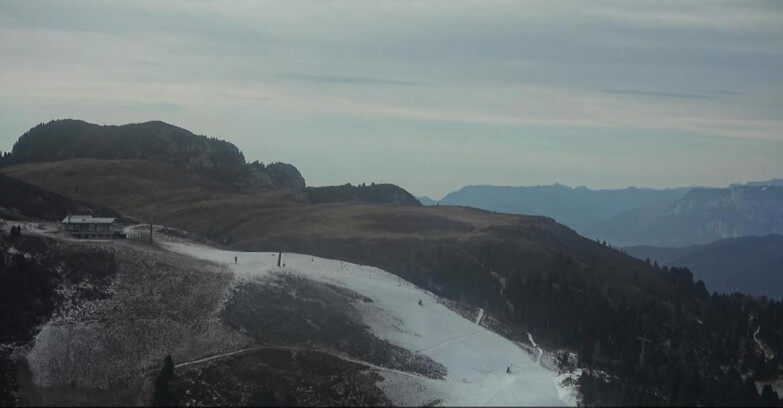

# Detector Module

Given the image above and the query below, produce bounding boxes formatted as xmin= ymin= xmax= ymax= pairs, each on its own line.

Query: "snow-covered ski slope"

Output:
xmin=165 ymin=242 xmax=575 ymax=406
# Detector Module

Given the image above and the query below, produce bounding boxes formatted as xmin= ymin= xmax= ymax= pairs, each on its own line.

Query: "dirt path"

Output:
xmin=417 ymin=331 xmax=482 ymax=354
xmin=174 ymin=347 xmax=259 ymax=369
xmin=169 ymin=345 xmax=437 ymax=382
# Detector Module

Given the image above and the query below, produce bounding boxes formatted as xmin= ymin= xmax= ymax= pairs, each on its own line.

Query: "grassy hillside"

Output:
xmin=2 ymin=158 xmax=677 ymax=306
xmin=5 ymin=159 xmax=783 ymax=405
xmin=0 ymin=172 xmax=118 ymax=221
xmin=1 ymin=160 xmax=697 ymax=337
xmin=305 ymin=183 xmax=419 ymax=205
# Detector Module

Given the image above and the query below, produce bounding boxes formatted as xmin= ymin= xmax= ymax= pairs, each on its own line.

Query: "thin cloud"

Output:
xmin=692 ymin=89 xmax=745 ymax=97
xmin=279 ymin=74 xmax=427 ymax=87
xmin=0 ymin=0 xmax=780 ymax=194
xmin=602 ymin=89 xmax=731 ymax=100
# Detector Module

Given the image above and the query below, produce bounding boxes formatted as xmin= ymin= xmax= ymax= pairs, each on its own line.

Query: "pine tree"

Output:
xmin=152 ymin=355 xmax=175 ymax=407
xmin=760 ymin=384 xmax=778 ymax=407
xmin=695 ymin=280 xmax=709 ymax=299
xmin=579 ymin=340 xmax=594 ymax=366
xmin=249 ymin=387 xmax=277 ymax=407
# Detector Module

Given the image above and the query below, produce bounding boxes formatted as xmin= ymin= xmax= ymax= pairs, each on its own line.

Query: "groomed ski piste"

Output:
xmin=166 ymin=241 xmax=577 ymax=407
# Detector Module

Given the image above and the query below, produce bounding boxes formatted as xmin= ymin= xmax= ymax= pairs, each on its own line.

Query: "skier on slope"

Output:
xmin=418 ymin=299 xmax=423 ymax=306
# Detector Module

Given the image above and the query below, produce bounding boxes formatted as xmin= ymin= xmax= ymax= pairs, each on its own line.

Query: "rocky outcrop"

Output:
xmin=265 ymin=162 xmax=306 ymax=190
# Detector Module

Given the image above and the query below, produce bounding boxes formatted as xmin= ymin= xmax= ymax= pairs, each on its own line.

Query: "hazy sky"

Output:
xmin=1 ymin=1 xmax=781 ymax=198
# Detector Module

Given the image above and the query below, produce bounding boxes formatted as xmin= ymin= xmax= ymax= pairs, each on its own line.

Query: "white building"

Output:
xmin=62 ymin=215 xmax=122 ymax=239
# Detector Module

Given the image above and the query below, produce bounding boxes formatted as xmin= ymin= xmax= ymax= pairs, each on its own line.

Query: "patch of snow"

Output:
xmin=555 ymin=369 xmax=582 ymax=406
xmin=754 ymin=326 xmax=776 ymax=360
xmin=164 ymin=242 xmax=574 ymax=406
xmin=474 ymin=308 xmax=485 ymax=325
xmin=1 ymin=218 xmax=97 ymax=243
xmin=5 ymin=246 xmax=32 ymax=260
xmin=527 ymin=333 xmax=538 ymax=348
xmin=756 ymin=378 xmax=783 ymax=397
xmin=528 ymin=332 xmax=543 ymax=365
xmin=1 ymin=219 xmax=60 ymax=235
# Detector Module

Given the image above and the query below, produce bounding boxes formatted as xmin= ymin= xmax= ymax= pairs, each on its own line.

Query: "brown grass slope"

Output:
xmin=0 ymin=171 xmax=118 ymax=221
xmin=3 ymin=159 xmax=677 ymax=312
xmin=10 ymin=159 xmax=783 ymax=406
xmin=7 ymin=159 xmax=727 ymax=406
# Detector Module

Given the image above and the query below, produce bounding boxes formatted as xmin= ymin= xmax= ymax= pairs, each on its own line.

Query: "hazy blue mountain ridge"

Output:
xmin=584 ymin=186 xmax=783 ymax=247
xmin=730 ymin=178 xmax=783 ymax=188
xmin=624 ymin=234 xmax=783 ymax=299
xmin=418 ymin=196 xmax=438 ymax=206
xmin=435 ymin=184 xmax=691 ymax=228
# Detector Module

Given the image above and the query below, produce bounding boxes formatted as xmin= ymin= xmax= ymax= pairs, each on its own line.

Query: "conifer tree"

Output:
xmin=152 ymin=355 xmax=175 ymax=407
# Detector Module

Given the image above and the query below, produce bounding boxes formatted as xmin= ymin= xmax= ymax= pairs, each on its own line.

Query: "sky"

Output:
xmin=1 ymin=1 xmax=781 ymax=199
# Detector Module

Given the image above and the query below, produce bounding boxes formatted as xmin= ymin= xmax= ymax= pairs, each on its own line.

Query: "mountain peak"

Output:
xmin=10 ymin=119 xmax=245 ymax=169
xmin=4 ymin=119 xmax=306 ymax=192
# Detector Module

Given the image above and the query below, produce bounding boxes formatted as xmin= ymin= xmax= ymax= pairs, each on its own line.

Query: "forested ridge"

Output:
xmin=504 ymin=259 xmax=783 ymax=405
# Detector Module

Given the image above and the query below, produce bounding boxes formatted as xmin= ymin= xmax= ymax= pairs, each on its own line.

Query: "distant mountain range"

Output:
xmin=424 ymin=181 xmax=783 ymax=247
xmin=583 ymin=185 xmax=783 ymax=247
xmin=418 ymin=196 xmax=439 ymax=206
xmin=730 ymin=178 xmax=783 ymax=188
xmin=625 ymin=235 xmax=783 ymax=299
xmin=432 ymin=184 xmax=691 ymax=228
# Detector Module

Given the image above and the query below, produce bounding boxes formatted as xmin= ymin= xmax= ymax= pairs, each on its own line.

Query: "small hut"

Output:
xmin=62 ymin=215 xmax=124 ymax=239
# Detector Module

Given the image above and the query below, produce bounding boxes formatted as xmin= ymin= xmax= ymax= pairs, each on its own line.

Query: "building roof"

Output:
xmin=62 ymin=215 xmax=116 ymax=224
